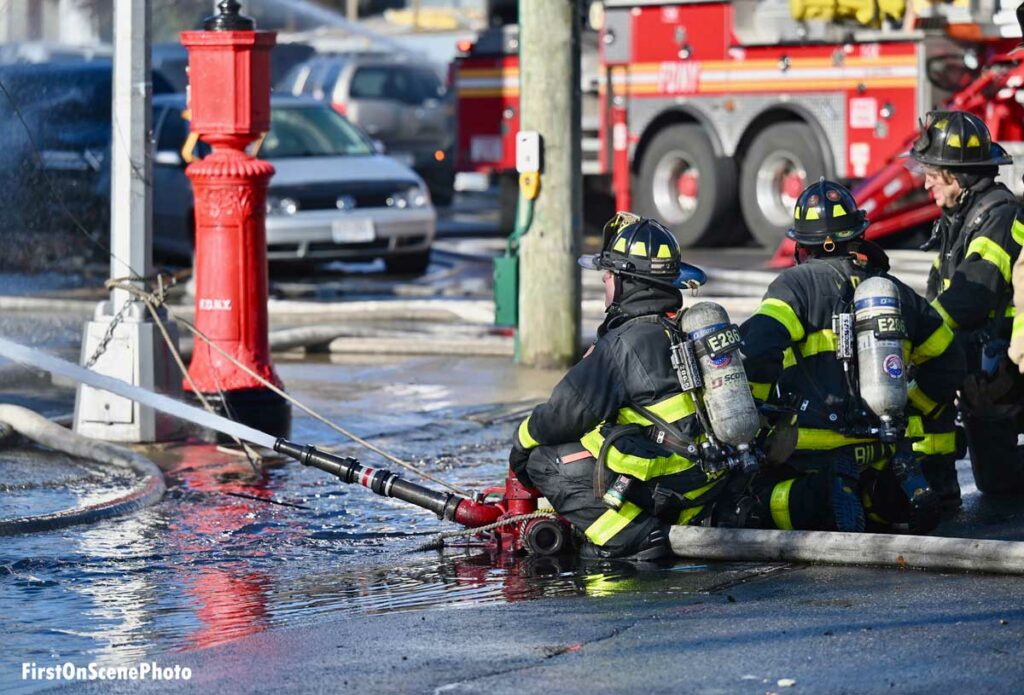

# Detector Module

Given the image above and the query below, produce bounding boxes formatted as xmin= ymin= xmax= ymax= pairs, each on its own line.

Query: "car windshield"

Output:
xmin=260 ymin=105 xmax=372 ymax=159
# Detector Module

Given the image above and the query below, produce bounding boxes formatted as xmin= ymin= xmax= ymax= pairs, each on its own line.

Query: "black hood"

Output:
xmin=599 ymin=275 xmax=682 ymax=336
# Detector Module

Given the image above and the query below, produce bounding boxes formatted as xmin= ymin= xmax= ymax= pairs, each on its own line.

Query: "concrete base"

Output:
xmin=73 ymin=301 xmax=184 ymax=443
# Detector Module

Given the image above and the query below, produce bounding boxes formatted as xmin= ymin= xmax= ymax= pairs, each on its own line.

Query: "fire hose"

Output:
xmin=0 ymin=405 xmax=165 ymax=535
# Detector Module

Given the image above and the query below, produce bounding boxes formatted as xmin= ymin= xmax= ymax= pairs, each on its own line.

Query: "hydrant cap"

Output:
xmin=204 ymin=0 xmax=256 ymax=31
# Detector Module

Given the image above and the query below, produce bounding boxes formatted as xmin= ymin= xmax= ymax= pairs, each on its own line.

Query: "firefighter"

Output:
xmin=738 ymin=179 xmax=964 ymax=533
xmin=508 ymin=213 xmax=728 ymax=561
xmin=909 ymin=110 xmax=1024 ymax=498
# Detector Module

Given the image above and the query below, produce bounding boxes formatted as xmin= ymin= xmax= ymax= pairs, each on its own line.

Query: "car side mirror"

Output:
xmin=154 ymin=150 xmax=184 ymax=167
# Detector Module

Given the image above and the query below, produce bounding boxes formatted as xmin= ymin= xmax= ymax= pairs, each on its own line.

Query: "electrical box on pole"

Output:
xmin=516 ymin=0 xmax=582 ymax=368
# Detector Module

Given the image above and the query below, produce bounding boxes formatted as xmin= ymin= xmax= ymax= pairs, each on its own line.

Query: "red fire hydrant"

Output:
xmin=181 ymin=1 xmax=290 ymax=438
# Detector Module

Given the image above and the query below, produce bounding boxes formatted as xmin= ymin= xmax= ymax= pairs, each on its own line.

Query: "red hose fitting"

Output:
xmin=452 ymin=498 xmax=504 ymax=528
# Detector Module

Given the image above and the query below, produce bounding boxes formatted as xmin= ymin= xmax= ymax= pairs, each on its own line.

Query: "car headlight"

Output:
xmin=386 ymin=184 xmax=430 ymax=209
xmin=267 ymin=196 xmax=299 ymax=215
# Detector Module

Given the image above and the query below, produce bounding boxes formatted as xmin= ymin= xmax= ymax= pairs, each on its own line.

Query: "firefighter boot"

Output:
xmin=891 ymin=449 xmax=941 ymax=534
xmin=830 ymin=454 xmax=865 ymax=533
xmin=578 ymin=525 xmax=673 ymax=563
xmin=921 ymin=454 xmax=961 ymax=518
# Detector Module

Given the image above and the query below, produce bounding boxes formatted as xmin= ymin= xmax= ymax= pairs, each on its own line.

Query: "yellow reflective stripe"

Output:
xmin=910 ymin=323 xmax=954 ymax=364
xmin=906 ymin=414 xmax=924 ymax=438
xmin=966 ymin=236 xmax=1013 ymax=284
xmin=1013 ymin=218 xmax=1024 ymax=246
xmin=517 ymin=416 xmax=540 ymax=449
xmin=913 ymin=432 xmax=957 ymax=456
xmin=781 ymin=329 xmax=837 ymax=369
xmin=750 ymin=382 xmax=772 ymax=401
xmin=580 ymin=428 xmax=697 ymax=480
xmin=683 ymin=477 xmax=720 ymax=501
xmin=932 ymin=256 xmax=941 ymax=269
xmin=796 ymin=428 xmax=875 ymax=450
xmin=930 ymin=297 xmax=959 ymax=330
xmin=1014 ymin=312 xmax=1024 ymax=339
xmin=585 ymin=501 xmax=643 ymax=546
xmin=656 ymin=244 xmax=673 ymax=259
xmin=755 ymin=298 xmax=805 ymax=342
xmin=905 ymin=415 xmax=956 ymax=455
xmin=617 ymin=393 xmax=696 ymax=426
xmin=801 ymin=329 xmax=837 ymax=357
xmin=677 ymin=505 xmax=703 ymax=525
xmin=907 ymin=380 xmax=939 ymax=416
xmin=769 ymin=479 xmax=795 ymax=530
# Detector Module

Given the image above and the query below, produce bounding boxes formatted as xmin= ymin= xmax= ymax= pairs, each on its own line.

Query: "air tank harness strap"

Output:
xmin=594 ymin=424 xmax=644 ymax=498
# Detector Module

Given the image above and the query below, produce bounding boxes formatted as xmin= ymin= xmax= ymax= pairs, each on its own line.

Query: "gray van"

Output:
xmin=278 ymin=54 xmax=454 ymax=205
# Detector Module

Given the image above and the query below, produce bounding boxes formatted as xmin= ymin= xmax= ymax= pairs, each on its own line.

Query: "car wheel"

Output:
xmin=740 ymin=122 xmax=826 ymax=248
xmin=634 ymin=123 xmax=741 ymax=247
xmin=385 ymin=250 xmax=431 ymax=276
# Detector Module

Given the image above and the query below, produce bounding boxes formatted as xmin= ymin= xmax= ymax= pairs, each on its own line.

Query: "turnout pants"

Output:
xmin=754 ymin=442 xmax=921 ymax=532
xmin=961 ymin=360 xmax=1024 ymax=495
xmin=524 ymin=443 xmax=712 ymax=556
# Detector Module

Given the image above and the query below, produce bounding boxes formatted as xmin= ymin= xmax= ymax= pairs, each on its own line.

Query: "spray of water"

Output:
xmin=0 ymin=336 xmax=278 ymax=449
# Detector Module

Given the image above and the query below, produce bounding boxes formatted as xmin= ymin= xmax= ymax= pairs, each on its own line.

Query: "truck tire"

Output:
xmin=634 ymin=123 xmax=740 ymax=247
xmin=740 ymin=122 xmax=826 ymax=248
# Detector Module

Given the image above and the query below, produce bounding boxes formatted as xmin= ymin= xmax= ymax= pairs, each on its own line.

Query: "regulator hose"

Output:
xmin=0 ymin=405 xmax=165 ymax=535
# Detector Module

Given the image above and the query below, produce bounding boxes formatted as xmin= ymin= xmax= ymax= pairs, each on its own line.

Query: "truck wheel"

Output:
xmin=740 ymin=122 xmax=826 ymax=248
xmin=635 ymin=123 xmax=740 ymax=247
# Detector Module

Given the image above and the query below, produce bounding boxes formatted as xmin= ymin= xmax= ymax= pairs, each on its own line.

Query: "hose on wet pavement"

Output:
xmin=0 ymin=405 xmax=165 ymax=535
xmin=670 ymin=526 xmax=1024 ymax=575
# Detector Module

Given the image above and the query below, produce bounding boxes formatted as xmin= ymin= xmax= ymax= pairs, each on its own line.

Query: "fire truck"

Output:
xmin=454 ymin=0 xmax=1024 ymax=250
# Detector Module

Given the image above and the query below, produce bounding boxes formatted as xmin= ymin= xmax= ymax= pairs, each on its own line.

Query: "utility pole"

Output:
xmin=346 ymin=0 xmax=358 ymax=22
xmin=75 ymin=0 xmax=181 ymax=442
xmin=517 ymin=0 xmax=582 ymax=368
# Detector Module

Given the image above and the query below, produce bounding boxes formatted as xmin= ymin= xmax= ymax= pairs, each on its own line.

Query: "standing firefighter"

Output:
xmin=739 ymin=180 xmax=965 ymax=533
xmin=509 ymin=214 xmax=740 ymax=561
xmin=909 ymin=111 xmax=1024 ymax=498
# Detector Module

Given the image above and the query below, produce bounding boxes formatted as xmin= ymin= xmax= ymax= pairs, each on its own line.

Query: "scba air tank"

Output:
xmin=680 ymin=302 xmax=761 ymax=448
xmin=852 ymin=276 xmax=908 ymax=440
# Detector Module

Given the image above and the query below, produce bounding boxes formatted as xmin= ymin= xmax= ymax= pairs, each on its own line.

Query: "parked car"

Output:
xmin=152 ymin=94 xmax=436 ymax=275
xmin=277 ymin=54 xmax=455 ymax=205
xmin=0 ymin=60 xmax=173 ymax=239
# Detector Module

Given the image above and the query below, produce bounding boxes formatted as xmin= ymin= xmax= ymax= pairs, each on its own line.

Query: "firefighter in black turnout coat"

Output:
xmin=739 ymin=180 xmax=965 ymax=533
xmin=508 ymin=215 xmax=728 ymax=561
xmin=909 ymin=110 xmax=1024 ymax=500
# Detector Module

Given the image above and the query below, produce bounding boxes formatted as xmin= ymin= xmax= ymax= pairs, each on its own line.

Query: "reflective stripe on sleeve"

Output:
xmin=966 ymin=236 xmax=1013 ymax=284
xmin=517 ymin=416 xmax=540 ymax=449
xmin=782 ymin=329 xmax=837 ymax=369
xmin=1013 ymin=217 xmax=1024 ymax=246
xmin=930 ymin=297 xmax=959 ymax=330
xmin=907 ymin=380 xmax=940 ymax=417
xmin=755 ymin=298 xmax=806 ymax=342
xmin=1014 ymin=312 xmax=1024 ymax=340
xmin=585 ymin=501 xmax=643 ymax=546
xmin=769 ymin=479 xmax=796 ymax=530
xmin=910 ymin=324 xmax=954 ymax=364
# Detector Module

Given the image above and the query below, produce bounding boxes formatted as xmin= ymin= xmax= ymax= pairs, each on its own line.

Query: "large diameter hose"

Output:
xmin=0 ymin=405 xmax=165 ymax=535
xmin=671 ymin=526 xmax=1024 ymax=575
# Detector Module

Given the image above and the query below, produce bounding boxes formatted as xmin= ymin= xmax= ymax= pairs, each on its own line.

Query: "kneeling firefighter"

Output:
xmin=509 ymin=214 xmax=762 ymax=561
xmin=737 ymin=180 xmax=965 ymax=533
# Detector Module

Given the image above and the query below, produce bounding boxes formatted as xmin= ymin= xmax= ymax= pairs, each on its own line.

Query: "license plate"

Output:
xmin=331 ymin=219 xmax=375 ymax=244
